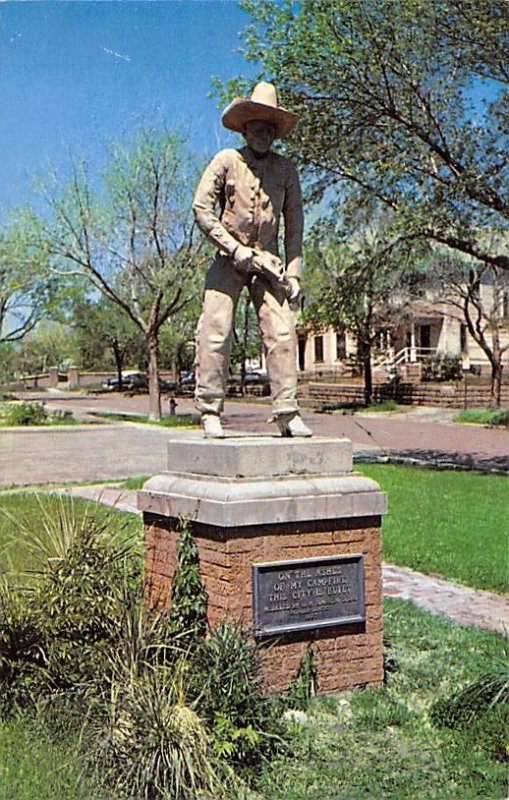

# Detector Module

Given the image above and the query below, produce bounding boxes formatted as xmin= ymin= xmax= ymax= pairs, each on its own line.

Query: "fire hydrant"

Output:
xmin=168 ymin=397 xmax=177 ymax=416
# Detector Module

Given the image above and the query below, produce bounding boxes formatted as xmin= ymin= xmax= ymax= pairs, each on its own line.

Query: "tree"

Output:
xmin=35 ymin=129 xmax=205 ymax=419
xmin=158 ymin=293 xmax=201 ymax=380
xmin=71 ymin=295 xmax=145 ymax=385
xmin=435 ymin=246 xmax=509 ymax=406
xmin=231 ymin=295 xmax=262 ymax=392
xmin=224 ymin=0 xmax=508 ymax=273
xmin=304 ymin=213 xmax=419 ymax=405
xmin=0 ymin=221 xmax=55 ymax=344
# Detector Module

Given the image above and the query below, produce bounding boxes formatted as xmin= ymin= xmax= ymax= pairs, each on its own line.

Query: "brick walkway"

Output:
xmin=61 ymin=484 xmax=508 ymax=636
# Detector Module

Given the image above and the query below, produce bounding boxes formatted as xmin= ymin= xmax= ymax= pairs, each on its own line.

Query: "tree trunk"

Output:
xmin=488 ymin=327 xmax=502 ymax=409
xmin=112 ymin=341 xmax=124 ymax=391
xmin=147 ymin=331 xmax=162 ymax=420
xmin=358 ymin=338 xmax=373 ymax=406
xmin=363 ymin=346 xmax=373 ymax=407
xmin=239 ymin=299 xmax=250 ymax=396
xmin=490 ymin=359 xmax=503 ymax=409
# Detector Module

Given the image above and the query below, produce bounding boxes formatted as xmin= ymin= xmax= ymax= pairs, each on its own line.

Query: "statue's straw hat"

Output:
xmin=221 ymin=82 xmax=299 ymax=139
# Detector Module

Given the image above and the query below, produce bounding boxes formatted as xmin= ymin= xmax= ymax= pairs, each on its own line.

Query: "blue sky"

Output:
xmin=0 ymin=1 xmax=257 ymax=219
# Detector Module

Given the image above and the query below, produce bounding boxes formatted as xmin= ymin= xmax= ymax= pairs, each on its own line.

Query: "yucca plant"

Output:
xmin=0 ymin=494 xmax=142 ymax=708
xmin=0 ymin=493 xmax=138 ymax=581
xmin=90 ymin=667 xmax=221 ymax=799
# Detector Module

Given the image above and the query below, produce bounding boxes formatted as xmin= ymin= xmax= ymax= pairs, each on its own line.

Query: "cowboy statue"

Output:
xmin=192 ymin=81 xmax=312 ymax=439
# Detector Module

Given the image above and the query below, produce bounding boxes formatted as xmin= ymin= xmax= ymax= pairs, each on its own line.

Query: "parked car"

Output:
xmin=243 ymin=371 xmax=269 ymax=387
xmin=179 ymin=370 xmax=196 ymax=394
xmin=159 ymin=377 xmax=178 ymax=393
xmin=227 ymin=371 xmax=270 ymax=396
xmin=102 ymin=372 xmax=148 ymax=392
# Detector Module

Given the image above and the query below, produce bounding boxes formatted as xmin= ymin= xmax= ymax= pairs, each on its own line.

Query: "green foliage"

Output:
xmin=431 ymin=643 xmax=509 ymax=728
xmin=71 ymin=295 xmax=145 ymax=373
xmin=157 ymin=413 xmax=201 ymax=428
xmin=0 ymin=499 xmax=140 ymax=714
xmin=0 ymin=219 xmax=58 ymax=345
xmin=1 ymin=401 xmax=47 ymax=426
xmin=362 ymin=399 xmax=400 ymax=413
xmin=89 ymin=670 xmax=220 ymax=800
xmin=302 ymin=215 xmax=424 ymax=405
xmin=284 ymin=647 xmax=317 ymax=711
xmin=193 ymin=621 xmax=284 ymax=771
xmin=234 ymin=0 xmax=508 ymax=274
xmin=422 ymin=354 xmax=463 ymax=382
xmin=455 ymin=407 xmax=509 ymax=427
xmin=0 ymin=402 xmax=76 ymax=427
xmin=358 ymin=464 xmax=509 ymax=593
xmin=166 ymin=519 xmax=208 ymax=645
xmin=0 ymin=498 xmax=280 ymax=795
xmin=35 ymin=126 xmax=206 ymax=420
xmin=255 ymin=599 xmax=507 ymax=800
xmin=91 ymin=411 xmax=200 ymax=428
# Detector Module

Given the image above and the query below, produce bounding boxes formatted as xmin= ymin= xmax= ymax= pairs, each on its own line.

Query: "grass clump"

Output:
xmin=358 ymin=464 xmax=508 ymax=593
xmin=360 ymin=399 xmax=401 ymax=413
xmin=454 ymin=407 xmax=509 ymax=427
xmin=92 ymin=410 xmax=200 ymax=428
xmin=0 ymin=401 xmax=76 ymax=426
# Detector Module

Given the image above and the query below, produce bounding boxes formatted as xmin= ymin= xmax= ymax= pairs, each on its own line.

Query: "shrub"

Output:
xmin=0 ymin=503 xmax=285 ymax=793
xmin=89 ymin=670 xmax=220 ymax=800
xmin=191 ymin=621 xmax=284 ymax=770
xmin=166 ymin=519 xmax=208 ymax=647
xmin=422 ymin=354 xmax=463 ymax=382
xmin=487 ymin=409 xmax=509 ymax=428
xmin=454 ymin=408 xmax=509 ymax=427
xmin=284 ymin=646 xmax=317 ymax=711
xmin=2 ymin=402 xmax=48 ymax=426
xmin=0 ymin=497 xmax=141 ymax=712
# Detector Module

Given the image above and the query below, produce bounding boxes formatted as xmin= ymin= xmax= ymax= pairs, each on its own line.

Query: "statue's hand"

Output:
xmin=287 ymin=276 xmax=301 ymax=311
xmin=232 ymin=244 xmax=257 ymax=274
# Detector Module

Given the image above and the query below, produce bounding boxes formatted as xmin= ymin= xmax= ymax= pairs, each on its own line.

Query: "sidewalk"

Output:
xmin=61 ymin=483 xmax=509 ymax=636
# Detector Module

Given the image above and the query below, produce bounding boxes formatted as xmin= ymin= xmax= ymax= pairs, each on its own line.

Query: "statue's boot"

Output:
xmin=201 ymin=413 xmax=225 ymax=439
xmin=276 ymin=411 xmax=313 ymax=438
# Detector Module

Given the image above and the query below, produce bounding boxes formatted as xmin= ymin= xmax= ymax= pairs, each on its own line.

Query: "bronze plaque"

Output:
xmin=253 ymin=554 xmax=365 ymax=637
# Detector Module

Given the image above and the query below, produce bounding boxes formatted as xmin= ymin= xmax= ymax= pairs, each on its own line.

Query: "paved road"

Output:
xmin=2 ymin=391 xmax=506 ymax=488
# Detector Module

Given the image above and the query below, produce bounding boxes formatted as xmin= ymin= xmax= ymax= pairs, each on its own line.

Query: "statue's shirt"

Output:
xmin=192 ymin=146 xmax=303 ymax=278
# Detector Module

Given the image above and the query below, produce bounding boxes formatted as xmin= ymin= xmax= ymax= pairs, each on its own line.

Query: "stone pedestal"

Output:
xmin=138 ymin=436 xmax=387 ymax=695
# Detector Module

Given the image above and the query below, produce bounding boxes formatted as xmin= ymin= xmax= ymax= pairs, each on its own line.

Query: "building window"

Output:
xmin=336 ymin=329 xmax=346 ymax=359
xmin=314 ymin=334 xmax=324 ymax=363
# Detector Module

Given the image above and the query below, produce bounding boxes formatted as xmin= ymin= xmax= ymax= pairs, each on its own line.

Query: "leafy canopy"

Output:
xmin=226 ymin=0 xmax=508 ymax=270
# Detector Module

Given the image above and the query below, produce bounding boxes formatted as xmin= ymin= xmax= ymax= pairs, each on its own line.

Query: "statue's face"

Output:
xmin=244 ymin=120 xmax=276 ymax=154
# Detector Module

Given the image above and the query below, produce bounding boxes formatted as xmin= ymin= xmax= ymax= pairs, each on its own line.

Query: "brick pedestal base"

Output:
xmin=139 ymin=436 xmax=386 ymax=695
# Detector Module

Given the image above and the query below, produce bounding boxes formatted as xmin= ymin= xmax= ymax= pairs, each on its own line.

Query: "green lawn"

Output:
xmin=0 ymin=718 xmax=110 ymax=800
xmin=91 ymin=410 xmax=200 ymax=427
xmin=0 ymin=493 xmax=141 ymax=577
xmin=257 ymin=599 xmax=507 ymax=800
xmin=358 ymin=464 xmax=508 ymax=593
